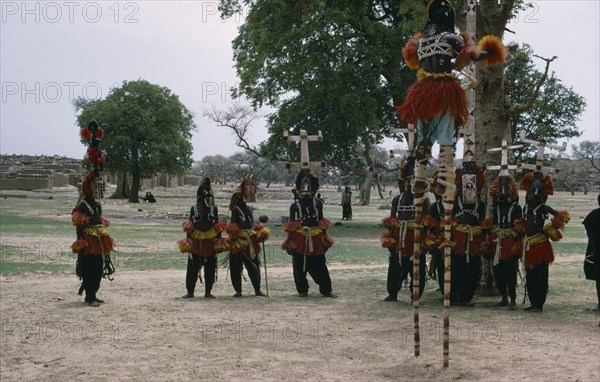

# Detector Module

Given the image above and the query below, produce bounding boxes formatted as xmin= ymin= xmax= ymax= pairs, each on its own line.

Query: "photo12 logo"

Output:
xmin=201 ymin=82 xmax=240 ymax=104
xmin=2 ymin=81 xmax=103 ymax=104
xmin=201 ymin=1 xmax=249 ymax=24
xmin=1 ymin=1 xmax=140 ymax=24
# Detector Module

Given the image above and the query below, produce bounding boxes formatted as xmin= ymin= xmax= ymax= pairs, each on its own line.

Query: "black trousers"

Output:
xmin=79 ymin=255 xmax=103 ymax=303
xmin=387 ymin=251 xmax=426 ymax=299
xmin=229 ymin=253 xmax=261 ymax=294
xmin=186 ymin=254 xmax=217 ymax=295
xmin=450 ymin=254 xmax=481 ymax=303
xmin=292 ymin=253 xmax=332 ymax=295
xmin=526 ymin=262 xmax=549 ymax=308
xmin=494 ymin=257 xmax=519 ymax=302
xmin=432 ymin=250 xmax=445 ymax=293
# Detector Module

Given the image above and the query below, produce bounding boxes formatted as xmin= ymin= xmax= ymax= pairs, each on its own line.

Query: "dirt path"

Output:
xmin=1 ymin=266 xmax=599 ymax=381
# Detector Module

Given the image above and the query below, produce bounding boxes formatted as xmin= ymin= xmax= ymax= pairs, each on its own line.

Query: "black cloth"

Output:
xmin=526 ymin=262 xmax=549 ymax=309
xmin=433 ymin=250 xmax=445 ymax=294
xmin=75 ymin=197 xmax=106 ymax=303
xmin=79 ymin=255 xmax=103 ymax=303
xmin=583 ymin=208 xmax=600 ymax=281
xmin=387 ymin=251 xmax=401 ymax=298
xmin=292 ymin=253 xmax=332 ymax=295
xmin=229 ymin=253 xmax=261 ymax=294
xmin=402 ymin=252 xmax=427 ymax=299
xmin=387 ymin=250 xmax=426 ymax=299
xmin=186 ymin=255 xmax=216 ymax=295
xmin=450 ymin=254 xmax=481 ymax=304
xmin=494 ymin=257 xmax=518 ymax=302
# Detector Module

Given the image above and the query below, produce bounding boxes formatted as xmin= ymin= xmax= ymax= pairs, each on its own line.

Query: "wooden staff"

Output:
xmin=390 ymin=125 xmax=421 ymax=356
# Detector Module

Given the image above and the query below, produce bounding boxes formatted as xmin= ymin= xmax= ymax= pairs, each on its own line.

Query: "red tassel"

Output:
xmin=511 ymin=241 xmax=523 ymax=256
xmin=402 ymin=34 xmax=421 ymax=70
xmin=282 ymin=220 xmax=301 ymax=233
xmin=478 ymin=35 xmax=507 ymax=67
xmin=318 ymin=219 xmax=331 ymax=230
xmin=552 ymin=211 xmax=570 ymax=229
xmin=543 ymin=175 xmax=554 ymax=196
xmin=481 ymin=218 xmax=493 ymax=230
xmin=80 ymin=128 xmax=92 ymax=140
xmin=214 ymin=221 xmax=227 ymax=233
xmin=182 ymin=220 xmax=194 ymax=233
xmin=514 ymin=219 xmax=525 ymax=234
xmin=455 ymin=47 xmax=472 ymax=71
xmin=177 ymin=238 xmax=192 ymax=253
xmin=420 ymin=215 xmax=438 ymax=228
xmin=519 ymin=173 xmax=533 ymax=191
xmin=71 ymin=239 xmax=88 ymax=253
xmin=381 ymin=216 xmax=399 ymax=228
xmin=71 ymin=210 xmax=90 ymax=226
xmin=226 ymin=222 xmax=240 ymax=237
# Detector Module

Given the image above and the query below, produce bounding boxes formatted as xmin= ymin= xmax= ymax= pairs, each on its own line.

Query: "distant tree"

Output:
xmin=198 ymin=155 xmax=235 ymax=185
xmin=572 ymin=141 xmax=600 ymax=174
xmin=74 ymin=80 xmax=195 ymax=202
xmin=505 ymin=44 xmax=586 ymax=161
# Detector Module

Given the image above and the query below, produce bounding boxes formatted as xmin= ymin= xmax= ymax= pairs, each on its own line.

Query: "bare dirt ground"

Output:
xmin=1 ymin=264 xmax=599 ymax=382
xmin=1 ymin=186 xmax=599 ymax=381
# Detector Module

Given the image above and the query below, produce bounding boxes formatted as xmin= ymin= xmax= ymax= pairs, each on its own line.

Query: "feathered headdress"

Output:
xmin=232 ymin=176 xmax=257 ymax=205
xmin=77 ymin=119 xmax=106 ymax=203
xmin=519 ymin=172 xmax=553 ymax=196
xmin=489 ymin=175 xmax=519 ymax=200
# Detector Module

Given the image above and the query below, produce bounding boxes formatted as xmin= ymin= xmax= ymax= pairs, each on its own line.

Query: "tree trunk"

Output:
xmin=109 ymin=171 xmax=130 ymax=199
xmin=374 ymin=175 xmax=385 ymax=200
xmin=474 ymin=3 xmax=514 ymax=192
xmin=476 ymin=65 xmax=510 ymax=171
xmin=128 ymin=173 xmax=141 ymax=203
xmin=558 ymin=180 xmax=575 ymax=195
xmin=359 ymin=172 xmax=374 ymax=206
xmin=582 ymin=182 xmax=588 ymax=195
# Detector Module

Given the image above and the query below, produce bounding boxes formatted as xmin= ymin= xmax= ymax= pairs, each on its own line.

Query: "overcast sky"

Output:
xmin=1 ymin=0 xmax=598 ymax=161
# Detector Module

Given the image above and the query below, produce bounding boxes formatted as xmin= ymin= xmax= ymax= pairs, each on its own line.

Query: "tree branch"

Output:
xmin=509 ymin=54 xmax=557 ymax=116
xmin=203 ymin=104 xmax=262 ymax=157
xmin=499 ymin=0 xmax=516 ymax=32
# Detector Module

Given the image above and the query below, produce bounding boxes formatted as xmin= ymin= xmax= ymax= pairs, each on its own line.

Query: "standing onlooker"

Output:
xmin=583 ymin=194 xmax=600 ymax=312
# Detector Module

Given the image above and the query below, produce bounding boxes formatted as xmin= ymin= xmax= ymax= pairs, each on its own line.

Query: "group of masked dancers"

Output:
xmin=380 ymin=157 xmax=574 ymax=312
xmin=175 ymin=173 xmax=336 ymax=299
xmin=71 ymin=165 xmax=591 ymax=314
xmin=70 ymin=0 xmax=597 ymax=313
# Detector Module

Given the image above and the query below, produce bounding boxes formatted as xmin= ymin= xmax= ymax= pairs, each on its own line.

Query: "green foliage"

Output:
xmin=221 ymin=1 xmax=426 ymax=169
xmin=74 ymin=80 xmax=196 ymax=179
xmin=572 ymin=141 xmax=600 ymax=173
xmin=505 ymin=45 xmax=586 ymax=160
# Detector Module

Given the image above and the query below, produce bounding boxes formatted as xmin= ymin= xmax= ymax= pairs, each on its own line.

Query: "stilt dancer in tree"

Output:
xmin=398 ymin=0 xmax=506 ymax=366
